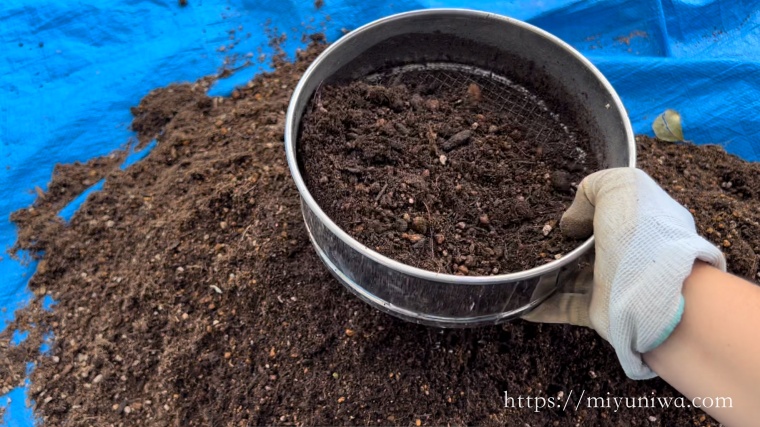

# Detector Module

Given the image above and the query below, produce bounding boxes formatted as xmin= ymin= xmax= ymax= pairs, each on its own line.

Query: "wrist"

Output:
xmin=608 ymin=232 xmax=725 ymax=379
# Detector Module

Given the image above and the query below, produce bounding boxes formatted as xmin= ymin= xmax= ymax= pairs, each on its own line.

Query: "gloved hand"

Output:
xmin=523 ymin=168 xmax=726 ymax=379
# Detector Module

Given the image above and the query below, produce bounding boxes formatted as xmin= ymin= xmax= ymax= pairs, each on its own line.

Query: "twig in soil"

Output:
xmin=314 ymin=80 xmax=324 ymax=105
xmin=510 ymin=143 xmax=528 ymax=158
xmin=340 ymin=166 xmax=362 ymax=174
xmin=534 ymin=209 xmax=564 ymax=215
xmin=308 ymin=81 xmax=326 ymax=115
xmin=516 ymin=230 xmax=524 ymax=247
xmin=239 ymin=224 xmax=252 ymax=241
xmin=426 ymin=124 xmax=440 ymax=156
xmin=241 ymin=183 xmax=258 ymax=195
xmin=422 ymin=202 xmax=435 ymax=261
xmin=374 ymin=183 xmax=388 ymax=203
xmin=217 ymin=61 xmax=253 ymax=79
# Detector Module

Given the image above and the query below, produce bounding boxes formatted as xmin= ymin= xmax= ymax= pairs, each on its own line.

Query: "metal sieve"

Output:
xmin=285 ymin=9 xmax=635 ymax=327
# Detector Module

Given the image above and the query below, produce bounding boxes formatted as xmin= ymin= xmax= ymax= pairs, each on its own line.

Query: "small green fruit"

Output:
xmin=652 ymin=109 xmax=684 ymax=142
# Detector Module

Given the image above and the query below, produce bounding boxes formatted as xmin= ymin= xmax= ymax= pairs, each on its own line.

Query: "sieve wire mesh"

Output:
xmin=364 ymin=62 xmax=575 ymax=146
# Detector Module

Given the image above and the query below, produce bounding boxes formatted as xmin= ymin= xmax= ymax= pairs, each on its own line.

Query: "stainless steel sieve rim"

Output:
xmin=285 ymin=8 xmax=636 ymax=286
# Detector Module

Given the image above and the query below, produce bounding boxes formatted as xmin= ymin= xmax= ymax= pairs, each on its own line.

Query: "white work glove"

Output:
xmin=524 ymin=168 xmax=726 ymax=379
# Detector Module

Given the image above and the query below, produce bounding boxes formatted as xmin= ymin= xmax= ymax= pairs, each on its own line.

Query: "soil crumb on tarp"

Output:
xmin=1 ymin=37 xmax=758 ymax=427
xmin=299 ymin=78 xmax=598 ymax=275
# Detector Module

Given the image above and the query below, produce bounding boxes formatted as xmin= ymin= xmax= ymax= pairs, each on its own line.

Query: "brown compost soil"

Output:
xmin=1 ymin=38 xmax=758 ymax=427
xmin=299 ymin=78 xmax=598 ymax=275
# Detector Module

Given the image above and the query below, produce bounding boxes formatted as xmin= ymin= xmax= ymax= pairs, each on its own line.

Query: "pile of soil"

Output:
xmin=299 ymin=76 xmax=598 ymax=275
xmin=1 ymin=37 xmax=758 ymax=427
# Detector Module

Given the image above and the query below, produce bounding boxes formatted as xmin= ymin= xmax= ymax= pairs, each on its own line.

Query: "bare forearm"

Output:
xmin=644 ymin=263 xmax=760 ymax=426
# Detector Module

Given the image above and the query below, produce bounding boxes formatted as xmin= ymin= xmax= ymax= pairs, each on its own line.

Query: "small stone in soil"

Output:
xmin=551 ymin=171 xmax=572 ymax=193
xmin=466 ymin=83 xmax=482 ymax=104
xmin=514 ymin=200 xmax=534 ymax=220
xmin=411 ymin=216 xmax=428 ymax=234
xmin=442 ymin=130 xmax=472 ymax=151
xmin=402 ymin=233 xmax=424 ymax=243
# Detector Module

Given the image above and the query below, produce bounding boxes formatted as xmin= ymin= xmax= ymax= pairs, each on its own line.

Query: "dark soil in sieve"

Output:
xmin=1 ymin=38 xmax=758 ymax=427
xmin=299 ymin=75 xmax=598 ymax=275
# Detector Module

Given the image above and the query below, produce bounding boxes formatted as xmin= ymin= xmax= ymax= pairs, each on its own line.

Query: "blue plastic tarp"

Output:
xmin=1 ymin=0 xmax=759 ymax=425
